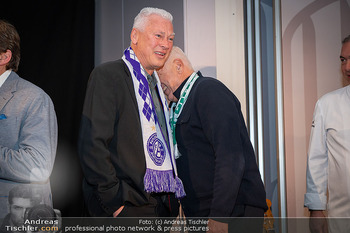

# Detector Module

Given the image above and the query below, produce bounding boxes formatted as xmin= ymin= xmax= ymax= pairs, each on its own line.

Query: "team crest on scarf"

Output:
xmin=147 ymin=133 xmax=166 ymax=166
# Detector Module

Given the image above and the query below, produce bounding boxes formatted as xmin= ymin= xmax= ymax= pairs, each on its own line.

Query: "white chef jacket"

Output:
xmin=304 ymin=85 xmax=350 ymax=217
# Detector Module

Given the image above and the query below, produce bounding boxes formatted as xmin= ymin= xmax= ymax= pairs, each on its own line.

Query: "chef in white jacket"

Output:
xmin=304 ymin=35 xmax=350 ymax=232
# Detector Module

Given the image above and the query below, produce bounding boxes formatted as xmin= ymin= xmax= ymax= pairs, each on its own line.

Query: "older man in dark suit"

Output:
xmin=78 ymin=7 xmax=185 ymax=218
xmin=157 ymin=46 xmax=267 ymax=233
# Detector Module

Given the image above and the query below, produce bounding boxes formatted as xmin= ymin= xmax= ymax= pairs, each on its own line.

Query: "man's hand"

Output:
xmin=309 ymin=210 xmax=328 ymax=233
xmin=113 ymin=206 xmax=125 ymax=217
xmin=206 ymin=219 xmax=228 ymax=233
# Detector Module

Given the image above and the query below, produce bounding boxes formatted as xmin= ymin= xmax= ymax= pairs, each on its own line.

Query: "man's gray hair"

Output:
xmin=342 ymin=35 xmax=350 ymax=44
xmin=133 ymin=7 xmax=173 ymax=31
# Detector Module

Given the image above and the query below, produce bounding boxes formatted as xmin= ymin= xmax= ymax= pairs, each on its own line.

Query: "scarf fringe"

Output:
xmin=144 ymin=168 xmax=186 ymax=198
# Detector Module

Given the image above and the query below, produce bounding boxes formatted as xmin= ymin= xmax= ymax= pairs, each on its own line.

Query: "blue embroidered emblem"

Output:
xmin=147 ymin=133 xmax=166 ymax=166
xmin=0 ymin=114 xmax=7 ymax=120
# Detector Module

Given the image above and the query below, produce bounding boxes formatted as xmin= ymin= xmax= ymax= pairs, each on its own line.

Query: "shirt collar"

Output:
xmin=0 ymin=70 xmax=11 ymax=88
xmin=173 ymin=77 xmax=189 ymax=100
xmin=173 ymin=71 xmax=201 ymax=100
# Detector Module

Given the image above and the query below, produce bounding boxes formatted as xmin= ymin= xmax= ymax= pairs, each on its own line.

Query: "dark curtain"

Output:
xmin=0 ymin=0 xmax=95 ymax=216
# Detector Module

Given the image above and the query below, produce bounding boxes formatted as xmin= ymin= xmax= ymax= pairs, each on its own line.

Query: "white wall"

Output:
xmin=183 ymin=0 xmax=217 ymax=78
xmin=215 ymin=0 xmax=247 ymax=120
xmin=184 ymin=0 xmax=247 ymax=120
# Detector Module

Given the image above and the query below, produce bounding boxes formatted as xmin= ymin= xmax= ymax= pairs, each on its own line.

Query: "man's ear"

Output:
xmin=0 ymin=50 xmax=12 ymax=65
xmin=130 ymin=28 xmax=139 ymax=45
xmin=173 ymin=59 xmax=184 ymax=73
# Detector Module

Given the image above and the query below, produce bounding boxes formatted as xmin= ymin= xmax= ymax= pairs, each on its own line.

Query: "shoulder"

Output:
xmin=13 ymin=73 xmax=52 ymax=102
xmin=193 ymin=75 xmax=239 ymax=103
xmin=1 ymin=73 xmax=54 ymax=114
xmin=88 ymin=59 xmax=130 ymax=85
xmin=195 ymin=76 xmax=224 ymax=88
xmin=91 ymin=59 xmax=128 ymax=77
xmin=317 ymin=85 xmax=349 ymax=106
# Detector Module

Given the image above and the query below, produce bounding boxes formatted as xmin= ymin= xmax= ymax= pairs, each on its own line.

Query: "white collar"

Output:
xmin=0 ymin=70 xmax=11 ymax=88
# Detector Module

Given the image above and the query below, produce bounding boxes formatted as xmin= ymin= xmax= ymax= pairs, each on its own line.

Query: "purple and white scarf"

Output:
xmin=122 ymin=47 xmax=185 ymax=198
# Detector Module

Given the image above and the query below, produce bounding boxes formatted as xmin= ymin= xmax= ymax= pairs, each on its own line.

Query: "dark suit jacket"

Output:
xmin=174 ymin=72 xmax=267 ymax=217
xmin=78 ymin=59 xmax=159 ymax=217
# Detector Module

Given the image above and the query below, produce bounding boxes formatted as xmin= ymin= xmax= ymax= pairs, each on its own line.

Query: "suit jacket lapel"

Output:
xmin=0 ymin=72 xmax=17 ymax=112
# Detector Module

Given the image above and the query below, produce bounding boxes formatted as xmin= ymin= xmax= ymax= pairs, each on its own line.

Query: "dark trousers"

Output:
xmin=117 ymin=192 xmax=179 ymax=217
xmin=152 ymin=192 xmax=179 ymax=217
xmin=229 ymin=205 xmax=265 ymax=233
xmin=185 ymin=205 xmax=265 ymax=233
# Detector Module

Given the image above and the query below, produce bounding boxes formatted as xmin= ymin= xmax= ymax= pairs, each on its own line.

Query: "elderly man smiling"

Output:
xmin=78 ymin=7 xmax=185 ymax=218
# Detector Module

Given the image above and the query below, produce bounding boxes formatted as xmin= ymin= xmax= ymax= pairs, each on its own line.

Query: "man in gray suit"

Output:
xmin=0 ymin=20 xmax=58 ymax=220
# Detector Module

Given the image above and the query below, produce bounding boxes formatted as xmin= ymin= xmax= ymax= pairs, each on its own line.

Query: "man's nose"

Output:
xmin=160 ymin=38 xmax=170 ymax=49
xmin=20 ymin=209 xmax=27 ymax=219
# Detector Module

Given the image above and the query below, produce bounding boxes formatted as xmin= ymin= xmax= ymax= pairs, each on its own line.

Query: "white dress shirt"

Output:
xmin=304 ymin=85 xmax=350 ymax=217
xmin=0 ymin=70 xmax=11 ymax=88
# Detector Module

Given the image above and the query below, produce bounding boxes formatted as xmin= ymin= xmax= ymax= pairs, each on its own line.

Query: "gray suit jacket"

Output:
xmin=0 ymin=71 xmax=57 ymax=219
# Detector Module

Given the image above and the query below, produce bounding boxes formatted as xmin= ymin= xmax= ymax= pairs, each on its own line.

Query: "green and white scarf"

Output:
xmin=170 ymin=72 xmax=199 ymax=159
